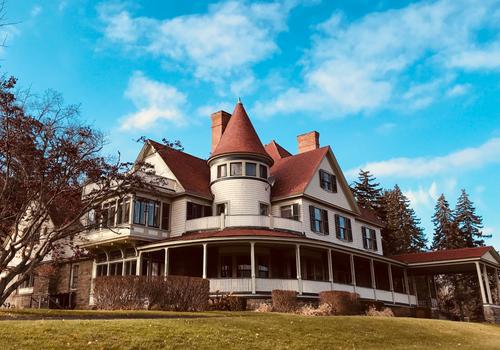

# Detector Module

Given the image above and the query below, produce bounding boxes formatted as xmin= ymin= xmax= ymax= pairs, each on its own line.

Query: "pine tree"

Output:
xmin=380 ymin=185 xmax=427 ymax=255
xmin=454 ymin=189 xmax=489 ymax=247
xmin=431 ymin=194 xmax=459 ymax=250
xmin=352 ymin=169 xmax=382 ymax=211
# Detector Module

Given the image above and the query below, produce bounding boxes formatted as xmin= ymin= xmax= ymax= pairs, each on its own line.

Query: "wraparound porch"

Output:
xmin=134 ymin=239 xmax=417 ymax=305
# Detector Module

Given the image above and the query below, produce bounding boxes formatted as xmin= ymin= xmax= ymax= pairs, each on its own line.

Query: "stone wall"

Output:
xmin=483 ymin=305 xmax=500 ymax=324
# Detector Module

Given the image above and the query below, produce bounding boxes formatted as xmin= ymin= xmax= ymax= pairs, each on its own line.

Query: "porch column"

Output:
xmin=136 ymin=252 xmax=142 ymax=276
xmin=327 ymin=249 xmax=333 ymax=290
xmin=404 ymin=269 xmax=411 ymax=305
xmin=496 ymin=268 xmax=500 ymax=304
xmin=164 ymin=248 xmax=169 ymax=277
xmin=412 ymin=276 xmax=418 ymax=305
xmin=106 ymin=251 xmax=111 ymax=276
xmin=296 ymin=244 xmax=302 ymax=295
xmin=388 ymin=264 xmax=394 ymax=304
xmin=475 ymin=262 xmax=487 ymax=304
xmin=483 ymin=264 xmax=493 ymax=304
xmin=350 ymin=254 xmax=356 ymax=293
xmin=250 ymin=242 xmax=256 ymax=294
xmin=89 ymin=259 xmax=97 ymax=305
xmin=370 ymin=259 xmax=376 ymax=300
xmin=202 ymin=243 xmax=208 ymax=279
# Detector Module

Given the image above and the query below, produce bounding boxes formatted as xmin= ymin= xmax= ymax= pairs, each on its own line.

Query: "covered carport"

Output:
xmin=392 ymin=246 xmax=500 ymax=323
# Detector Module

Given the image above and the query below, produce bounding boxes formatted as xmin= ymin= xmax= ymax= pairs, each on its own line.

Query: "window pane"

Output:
xmin=260 ymin=203 xmax=269 ymax=215
xmin=70 ymin=265 xmax=79 ymax=289
xmin=245 ymin=162 xmax=256 ymax=176
xmin=230 ymin=162 xmax=242 ymax=176
xmin=259 ymin=165 xmax=267 ymax=179
xmin=217 ymin=164 xmax=227 ymax=178
xmin=133 ymin=200 xmax=145 ymax=225
xmin=216 ymin=203 xmax=226 ymax=215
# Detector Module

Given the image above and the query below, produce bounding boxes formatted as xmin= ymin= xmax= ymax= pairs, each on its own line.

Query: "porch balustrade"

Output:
xmin=185 ymin=214 xmax=303 ymax=233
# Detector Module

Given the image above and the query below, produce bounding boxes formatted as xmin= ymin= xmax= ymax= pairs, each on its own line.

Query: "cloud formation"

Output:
xmin=255 ymin=0 xmax=500 ymax=118
xmin=120 ymin=72 xmax=187 ymax=130
xmin=347 ymin=137 xmax=500 ymax=178
xmin=98 ymin=1 xmax=296 ymax=86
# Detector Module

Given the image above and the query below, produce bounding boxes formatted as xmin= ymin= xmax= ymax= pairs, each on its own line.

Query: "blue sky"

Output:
xmin=3 ymin=0 xmax=500 ymax=249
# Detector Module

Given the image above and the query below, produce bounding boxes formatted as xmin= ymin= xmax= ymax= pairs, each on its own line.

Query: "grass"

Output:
xmin=0 ymin=310 xmax=499 ymax=349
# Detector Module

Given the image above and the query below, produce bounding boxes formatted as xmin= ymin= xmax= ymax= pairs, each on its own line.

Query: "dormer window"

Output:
xmin=259 ymin=164 xmax=268 ymax=179
xmin=319 ymin=170 xmax=337 ymax=193
xmin=245 ymin=162 xmax=257 ymax=176
xmin=362 ymin=227 xmax=378 ymax=250
xmin=217 ymin=164 xmax=227 ymax=178
xmin=230 ymin=162 xmax=242 ymax=176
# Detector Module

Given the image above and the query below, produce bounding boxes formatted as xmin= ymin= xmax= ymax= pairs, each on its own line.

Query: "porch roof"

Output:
xmin=391 ymin=246 xmax=500 ymax=274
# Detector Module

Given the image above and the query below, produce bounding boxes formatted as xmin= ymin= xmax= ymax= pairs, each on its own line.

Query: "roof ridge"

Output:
xmin=148 ymin=139 xmax=207 ymax=162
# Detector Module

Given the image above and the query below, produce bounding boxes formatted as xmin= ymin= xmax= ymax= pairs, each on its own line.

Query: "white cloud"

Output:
xmin=120 ymin=72 xmax=187 ymax=130
xmin=375 ymin=122 xmax=396 ymax=134
xmin=98 ymin=1 xmax=296 ymax=85
xmin=31 ymin=5 xmax=42 ymax=17
xmin=347 ymin=137 xmax=500 ymax=178
xmin=446 ymin=83 xmax=472 ymax=97
xmin=448 ymin=45 xmax=500 ymax=70
xmin=255 ymin=0 xmax=500 ymax=118
xmin=404 ymin=182 xmax=439 ymax=208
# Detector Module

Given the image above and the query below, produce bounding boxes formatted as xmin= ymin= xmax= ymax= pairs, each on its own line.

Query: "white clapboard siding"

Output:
xmin=211 ymin=178 xmax=270 ymax=215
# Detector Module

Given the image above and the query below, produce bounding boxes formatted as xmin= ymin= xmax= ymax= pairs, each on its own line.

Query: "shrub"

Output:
xmin=366 ymin=306 xmax=394 ymax=317
xmin=254 ymin=302 xmax=273 ymax=313
xmin=208 ymin=293 xmax=247 ymax=311
xmin=296 ymin=303 xmax=333 ymax=316
xmin=272 ymin=290 xmax=297 ymax=313
xmin=93 ymin=276 xmax=209 ymax=311
xmin=319 ymin=291 xmax=361 ymax=315
xmin=227 ymin=296 xmax=247 ymax=311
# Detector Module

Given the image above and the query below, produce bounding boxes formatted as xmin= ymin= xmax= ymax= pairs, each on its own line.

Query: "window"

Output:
xmin=102 ymin=202 xmax=109 ymax=228
xmin=161 ymin=203 xmax=170 ymax=230
xmin=362 ymin=227 xmax=378 ymax=250
xmin=335 ymin=214 xmax=352 ymax=241
xmin=186 ymin=202 xmax=212 ymax=220
xmin=281 ymin=204 xmax=300 ymax=221
xmin=87 ymin=209 xmax=97 ymax=230
xmin=319 ymin=170 xmax=337 ymax=193
xmin=19 ymin=274 xmax=35 ymax=289
xmin=309 ymin=206 xmax=329 ymax=234
xmin=230 ymin=162 xmax=242 ymax=176
xmin=259 ymin=203 xmax=269 ymax=216
xmin=217 ymin=164 xmax=227 ymax=178
xmin=107 ymin=202 xmax=116 ymax=227
xmin=220 ymin=256 xmax=232 ymax=278
xmin=70 ymin=265 xmax=79 ymax=289
xmin=216 ymin=203 xmax=227 ymax=215
xmin=116 ymin=198 xmax=130 ymax=225
xmin=133 ymin=198 xmax=160 ymax=227
xmin=259 ymin=164 xmax=268 ymax=179
xmin=245 ymin=162 xmax=257 ymax=176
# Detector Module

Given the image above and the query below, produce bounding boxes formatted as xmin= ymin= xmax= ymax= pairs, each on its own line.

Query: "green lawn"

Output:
xmin=0 ymin=310 xmax=499 ymax=350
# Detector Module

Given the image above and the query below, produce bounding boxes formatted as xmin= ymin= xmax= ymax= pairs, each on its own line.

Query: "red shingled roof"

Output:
xmin=264 ymin=140 xmax=292 ymax=162
xmin=270 ymin=146 xmax=329 ymax=199
xmin=391 ymin=246 xmax=496 ymax=264
xmin=149 ymin=140 xmax=212 ymax=199
xmin=155 ymin=228 xmax=303 ymax=243
xmin=211 ymin=102 xmax=271 ymax=162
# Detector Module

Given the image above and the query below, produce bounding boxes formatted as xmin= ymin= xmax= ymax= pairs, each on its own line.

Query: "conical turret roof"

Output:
xmin=211 ymin=101 xmax=272 ymax=163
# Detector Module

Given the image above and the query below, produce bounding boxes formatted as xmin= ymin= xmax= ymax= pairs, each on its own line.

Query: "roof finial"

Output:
xmin=237 ymin=97 xmax=242 ymax=104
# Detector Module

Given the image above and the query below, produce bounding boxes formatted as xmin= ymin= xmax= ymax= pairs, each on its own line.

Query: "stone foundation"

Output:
xmin=483 ymin=305 xmax=500 ymax=324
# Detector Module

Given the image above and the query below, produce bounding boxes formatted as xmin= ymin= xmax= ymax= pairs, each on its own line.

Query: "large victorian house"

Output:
xmin=5 ymin=101 xmax=500 ymax=322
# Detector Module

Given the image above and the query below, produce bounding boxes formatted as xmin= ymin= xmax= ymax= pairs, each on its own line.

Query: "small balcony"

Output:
xmin=84 ymin=225 xmax=168 ymax=246
xmin=185 ymin=214 xmax=304 ymax=233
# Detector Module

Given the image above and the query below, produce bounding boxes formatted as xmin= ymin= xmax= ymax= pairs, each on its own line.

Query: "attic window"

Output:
xmin=319 ymin=170 xmax=337 ymax=193
xmin=217 ymin=164 xmax=227 ymax=178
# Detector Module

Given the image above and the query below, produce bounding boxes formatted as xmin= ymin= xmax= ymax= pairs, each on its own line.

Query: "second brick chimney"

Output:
xmin=211 ymin=110 xmax=231 ymax=153
xmin=297 ymin=131 xmax=320 ymax=154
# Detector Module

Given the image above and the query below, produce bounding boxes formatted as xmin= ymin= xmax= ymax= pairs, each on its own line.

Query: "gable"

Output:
xmin=304 ymin=149 xmax=359 ymax=214
xmin=482 ymin=251 xmax=500 ymax=265
xmin=135 ymin=143 xmax=185 ymax=192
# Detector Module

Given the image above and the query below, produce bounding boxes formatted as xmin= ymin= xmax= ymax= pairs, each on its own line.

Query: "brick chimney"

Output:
xmin=211 ymin=110 xmax=231 ymax=153
xmin=297 ymin=131 xmax=320 ymax=154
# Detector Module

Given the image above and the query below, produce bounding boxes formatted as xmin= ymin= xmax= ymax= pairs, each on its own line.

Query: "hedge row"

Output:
xmin=93 ymin=276 xmax=209 ymax=311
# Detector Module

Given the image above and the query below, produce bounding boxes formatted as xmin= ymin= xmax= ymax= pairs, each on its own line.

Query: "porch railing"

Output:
xmin=186 ymin=214 xmax=303 ymax=233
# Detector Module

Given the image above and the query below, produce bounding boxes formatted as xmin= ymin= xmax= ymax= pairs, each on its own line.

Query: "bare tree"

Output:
xmin=0 ymin=76 xmax=149 ymax=305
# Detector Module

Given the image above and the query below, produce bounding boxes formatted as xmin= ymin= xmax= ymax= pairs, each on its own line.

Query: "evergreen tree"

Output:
xmin=380 ymin=185 xmax=427 ymax=255
xmin=454 ymin=189 xmax=489 ymax=247
xmin=431 ymin=194 xmax=459 ymax=250
xmin=352 ymin=169 xmax=382 ymax=211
